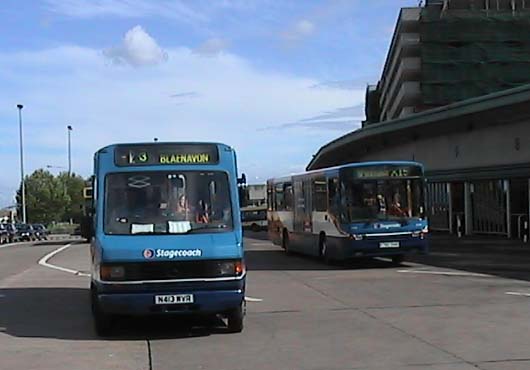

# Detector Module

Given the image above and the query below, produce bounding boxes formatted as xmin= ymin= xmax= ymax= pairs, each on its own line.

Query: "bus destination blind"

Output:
xmin=351 ymin=165 xmax=422 ymax=179
xmin=115 ymin=144 xmax=219 ymax=166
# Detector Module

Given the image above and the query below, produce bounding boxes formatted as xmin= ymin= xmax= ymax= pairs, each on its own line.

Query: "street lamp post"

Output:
xmin=17 ymin=104 xmax=26 ymax=224
xmin=67 ymin=125 xmax=73 ymax=176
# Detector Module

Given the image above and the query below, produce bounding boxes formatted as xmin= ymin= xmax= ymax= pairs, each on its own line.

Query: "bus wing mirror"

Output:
xmin=237 ymin=173 xmax=247 ymax=186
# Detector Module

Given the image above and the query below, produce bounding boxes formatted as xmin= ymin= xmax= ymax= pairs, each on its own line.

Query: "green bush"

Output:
xmin=48 ymin=223 xmax=78 ymax=235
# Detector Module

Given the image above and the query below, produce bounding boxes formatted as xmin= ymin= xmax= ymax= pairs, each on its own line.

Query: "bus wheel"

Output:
xmin=91 ymin=287 xmax=113 ymax=337
xmin=391 ymin=255 xmax=405 ymax=265
xmin=251 ymin=223 xmax=260 ymax=232
xmin=226 ymin=303 xmax=244 ymax=333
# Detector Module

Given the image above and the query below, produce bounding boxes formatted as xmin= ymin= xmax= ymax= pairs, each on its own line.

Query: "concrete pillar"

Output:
xmin=464 ymin=182 xmax=473 ymax=236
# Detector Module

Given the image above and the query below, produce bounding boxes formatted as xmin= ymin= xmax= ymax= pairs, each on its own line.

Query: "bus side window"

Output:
xmin=284 ymin=183 xmax=293 ymax=211
xmin=275 ymin=183 xmax=284 ymax=211
xmin=313 ymin=176 xmax=327 ymax=212
xmin=328 ymin=176 xmax=339 ymax=214
xmin=267 ymin=183 xmax=274 ymax=211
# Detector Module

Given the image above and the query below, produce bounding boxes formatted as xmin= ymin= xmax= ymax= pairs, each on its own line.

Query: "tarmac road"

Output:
xmin=1 ymin=235 xmax=530 ymax=370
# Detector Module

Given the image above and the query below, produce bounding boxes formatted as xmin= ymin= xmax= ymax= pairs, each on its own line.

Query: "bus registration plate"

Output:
xmin=155 ymin=294 xmax=194 ymax=305
xmin=380 ymin=242 xmax=400 ymax=248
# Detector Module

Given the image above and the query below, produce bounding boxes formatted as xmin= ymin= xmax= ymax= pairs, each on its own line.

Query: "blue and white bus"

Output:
xmin=267 ymin=162 xmax=429 ymax=264
xmin=86 ymin=142 xmax=245 ymax=335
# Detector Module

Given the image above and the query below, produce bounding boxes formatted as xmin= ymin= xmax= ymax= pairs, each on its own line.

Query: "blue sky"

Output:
xmin=0 ymin=0 xmax=418 ymax=207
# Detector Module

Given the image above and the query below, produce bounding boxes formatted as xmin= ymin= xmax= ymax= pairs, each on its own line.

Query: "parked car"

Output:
xmin=32 ymin=224 xmax=49 ymax=240
xmin=3 ymin=223 xmax=18 ymax=243
xmin=0 ymin=224 xmax=8 ymax=244
xmin=15 ymin=223 xmax=37 ymax=242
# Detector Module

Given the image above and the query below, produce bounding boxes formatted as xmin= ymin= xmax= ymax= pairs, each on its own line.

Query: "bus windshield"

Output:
xmin=340 ymin=178 xmax=424 ymax=223
xmin=104 ymin=171 xmax=232 ymax=235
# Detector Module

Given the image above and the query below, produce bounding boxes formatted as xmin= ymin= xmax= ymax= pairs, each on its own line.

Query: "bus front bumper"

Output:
xmin=329 ymin=236 xmax=429 ymax=260
xmin=93 ymin=279 xmax=245 ymax=316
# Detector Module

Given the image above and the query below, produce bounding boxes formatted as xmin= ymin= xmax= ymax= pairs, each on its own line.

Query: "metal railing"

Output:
xmin=511 ymin=213 xmax=528 ymax=243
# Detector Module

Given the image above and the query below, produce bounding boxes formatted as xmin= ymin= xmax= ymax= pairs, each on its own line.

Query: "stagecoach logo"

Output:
xmin=375 ymin=223 xmax=401 ymax=229
xmin=143 ymin=249 xmax=155 ymax=259
xmin=142 ymin=248 xmax=203 ymax=259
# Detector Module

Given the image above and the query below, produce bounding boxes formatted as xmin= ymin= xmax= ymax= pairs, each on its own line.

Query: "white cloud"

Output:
xmin=0 ymin=44 xmax=363 ymax=207
xmin=295 ymin=20 xmax=315 ymax=36
xmin=103 ymin=26 xmax=168 ymax=67
xmin=193 ymin=38 xmax=230 ymax=57
xmin=282 ymin=19 xmax=316 ymax=41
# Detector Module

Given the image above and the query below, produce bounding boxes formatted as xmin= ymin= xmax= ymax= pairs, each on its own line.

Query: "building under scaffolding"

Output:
xmin=365 ymin=0 xmax=530 ymax=124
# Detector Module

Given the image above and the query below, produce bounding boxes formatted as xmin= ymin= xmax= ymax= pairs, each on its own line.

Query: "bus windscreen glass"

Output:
xmin=340 ymin=178 xmax=424 ymax=223
xmin=104 ymin=171 xmax=232 ymax=235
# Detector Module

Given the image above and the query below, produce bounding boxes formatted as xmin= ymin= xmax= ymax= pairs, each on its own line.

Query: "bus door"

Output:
xmin=302 ymin=179 xmax=313 ymax=233
xmin=293 ymin=178 xmax=312 ymax=233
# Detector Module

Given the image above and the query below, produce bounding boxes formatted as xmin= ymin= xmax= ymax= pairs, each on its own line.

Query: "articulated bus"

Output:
xmin=267 ymin=161 xmax=429 ymax=264
xmin=85 ymin=142 xmax=246 ymax=335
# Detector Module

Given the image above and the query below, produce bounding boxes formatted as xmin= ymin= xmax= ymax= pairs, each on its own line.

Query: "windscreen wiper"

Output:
xmin=184 ymin=224 xmax=228 ymax=233
xmin=130 ymin=231 xmax=169 ymax=235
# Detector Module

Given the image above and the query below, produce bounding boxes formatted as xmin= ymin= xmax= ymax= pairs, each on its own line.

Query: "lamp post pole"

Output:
xmin=67 ymin=125 xmax=73 ymax=176
xmin=17 ymin=104 xmax=26 ymax=224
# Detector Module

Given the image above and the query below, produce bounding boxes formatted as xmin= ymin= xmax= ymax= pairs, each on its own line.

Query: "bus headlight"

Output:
xmin=100 ymin=265 xmax=125 ymax=280
xmin=217 ymin=260 xmax=245 ymax=276
xmin=350 ymin=234 xmax=364 ymax=241
xmin=413 ymin=227 xmax=429 ymax=239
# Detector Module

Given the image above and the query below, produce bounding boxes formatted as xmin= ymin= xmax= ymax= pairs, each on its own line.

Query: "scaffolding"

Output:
xmin=420 ymin=1 xmax=530 ymax=106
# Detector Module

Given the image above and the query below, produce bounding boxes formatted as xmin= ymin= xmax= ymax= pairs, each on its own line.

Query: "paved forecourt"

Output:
xmin=1 ymin=236 xmax=530 ymax=370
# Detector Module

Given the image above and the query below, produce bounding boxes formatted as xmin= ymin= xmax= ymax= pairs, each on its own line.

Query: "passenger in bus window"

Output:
xmin=195 ymin=200 xmax=210 ymax=223
xmin=377 ymin=194 xmax=387 ymax=214
xmin=388 ymin=192 xmax=407 ymax=217
xmin=174 ymin=195 xmax=192 ymax=221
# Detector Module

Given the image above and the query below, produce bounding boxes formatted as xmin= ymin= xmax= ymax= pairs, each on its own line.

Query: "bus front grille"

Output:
xmin=107 ymin=260 xmax=241 ymax=281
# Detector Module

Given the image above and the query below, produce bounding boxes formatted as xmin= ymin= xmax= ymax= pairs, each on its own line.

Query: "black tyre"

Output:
xmin=226 ymin=303 xmax=244 ymax=333
xmin=391 ymin=255 xmax=405 ymax=265
xmin=251 ymin=223 xmax=260 ymax=232
xmin=91 ymin=287 xmax=113 ymax=337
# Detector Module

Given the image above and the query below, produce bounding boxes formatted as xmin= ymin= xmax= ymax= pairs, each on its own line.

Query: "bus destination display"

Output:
xmin=114 ymin=144 xmax=219 ymax=166
xmin=350 ymin=165 xmax=422 ymax=179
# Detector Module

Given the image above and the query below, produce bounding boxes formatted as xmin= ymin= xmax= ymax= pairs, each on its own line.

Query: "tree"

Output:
xmin=57 ymin=172 xmax=86 ymax=223
xmin=16 ymin=169 xmax=70 ymax=224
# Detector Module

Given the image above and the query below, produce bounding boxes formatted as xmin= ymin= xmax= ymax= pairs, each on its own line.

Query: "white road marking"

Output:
xmin=506 ymin=292 xmax=530 ymax=297
xmin=397 ymin=269 xmax=491 ymax=277
xmin=38 ymin=243 xmax=90 ymax=277
xmin=245 ymin=296 xmax=263 ymax=302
